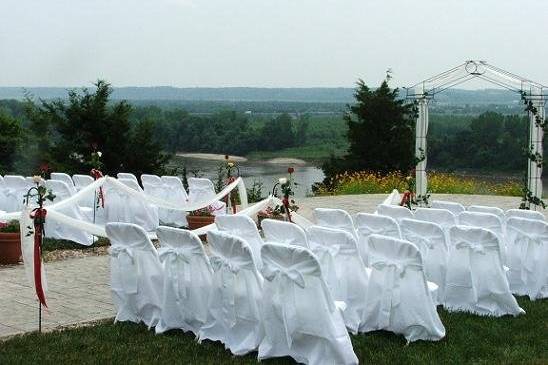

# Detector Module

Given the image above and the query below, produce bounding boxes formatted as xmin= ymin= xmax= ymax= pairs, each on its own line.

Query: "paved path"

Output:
xmin=0 ymin=193 xmax=543 ymax=338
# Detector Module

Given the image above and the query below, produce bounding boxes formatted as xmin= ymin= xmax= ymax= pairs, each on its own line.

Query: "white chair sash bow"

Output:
xmin=369 ymin=256 xmax=422 ymax=328
xmin=109 ymin=246 xmax=138 ymax=294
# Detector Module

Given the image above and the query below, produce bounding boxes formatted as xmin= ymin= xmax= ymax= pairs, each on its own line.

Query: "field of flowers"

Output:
xmin=315 ymin=171 xmax=523 ymax=197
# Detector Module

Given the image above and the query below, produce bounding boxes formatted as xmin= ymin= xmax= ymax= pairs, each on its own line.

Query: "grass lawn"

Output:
xmin=0 ymin=297 xmax=546 ymax=364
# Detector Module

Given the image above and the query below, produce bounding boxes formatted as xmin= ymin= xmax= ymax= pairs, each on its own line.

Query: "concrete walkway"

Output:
xmin=0 ymin=193 xmax=542 ymax=338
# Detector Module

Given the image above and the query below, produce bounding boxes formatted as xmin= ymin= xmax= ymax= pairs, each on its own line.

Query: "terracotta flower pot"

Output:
xmin=187 ymin=215 xmax=215 ymax=240
xmin=0 ymin=232 xmax=22 ymax=265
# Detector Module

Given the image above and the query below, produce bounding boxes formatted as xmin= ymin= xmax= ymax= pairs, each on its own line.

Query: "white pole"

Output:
xmin=527 ymin=95 xmax=544 ymax=210
xmin=415 ymin=96 xmax=428 ymax=201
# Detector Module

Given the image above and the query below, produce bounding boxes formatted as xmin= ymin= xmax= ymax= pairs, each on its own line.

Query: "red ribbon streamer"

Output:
xmin=400 ymin=191 xmax=412 ymax=207
xmin=90 ymin=169 xmax=105 ymax=208
xmin=30 ymin=208 xmax=48 ymax=308
xmin=282 ymin=196 xmax=293 ymax=223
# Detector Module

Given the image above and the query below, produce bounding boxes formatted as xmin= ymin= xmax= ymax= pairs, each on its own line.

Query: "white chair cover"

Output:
xmin=141 ymin=174 xmax=162 ymax=185
xmin=106 ymin=222 xmax=164 ymax=328
xmin=50 ymin=172 xmax=76 ymax=194
xmin=199 ymin=231 xmax=263 ymax=355
xmin=73 ymin=174 xmax=94 ymax=189
xmin=117 ymin=172 xmax=139 ymax=184
xmin=261 ymin=218 xmax=309 ymax=248
xmin=360 ymin=234 xmax=445 ymax=342
xmin=400 ymin=218 xmax=448 ymax=302
xmin=259 ymin=243 xmax=358 ymax=365
xmin=414 ymin=207 xmax=457 ymax=235
xmin=2 ymin=175 xmax=28 ymax=213
xmin=468 ymin=205 xmax=505 ymax=220
xmin=105 ymin=178 xmax=159 ymax=232
xmin=142 ymin=179 xmax=176 ymax=226
xmin=376 ymin=204 xmax=414 ymax=224
xmin=505 ymin=209 xmax=545 ymax=222
xmin=44 ymin=180 xmax=93 ymax=245
xmin=313 ymin=208 xmax=357 ymax=240
xmin=188 ymin=177 xmax=226 ymax=216
xmin=355 ymin=213 xmax=401 ymax=265
xmin=307 ymin=225 xmax=369 ymax=334
xmin=159 ymin=176 xmax=188 ymax=226
xmin=215 ymin=215 xmax=264 ymax=268
xmin=445 ymin=226 xmax=524 ymax=316
xmin=431 ymin=200 xmax=465 ymax=216
xmin=459 ymin=211 xmax=506 ymax=264
xmin=506 ymin=217 xmax=548 ymax=300
xmin=72 ymin=174 xmax=96 ymax=209
xmin=155 ymin=226 xmax=213 ymax=334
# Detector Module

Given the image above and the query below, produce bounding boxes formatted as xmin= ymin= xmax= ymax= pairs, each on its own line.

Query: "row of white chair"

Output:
xmin=372 ymin=204 xmax=548 ymax=301
xmin=107 ymin=222 xmax=360 ymax=364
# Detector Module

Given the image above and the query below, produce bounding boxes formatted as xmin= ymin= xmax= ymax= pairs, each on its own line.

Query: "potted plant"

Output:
xmin=0 ymin=220 xmax=21 ymax=265
xmin=187 ymin=206 xmax=217 ymax=230
xmin=257 ymin=167 xmax=299 ymax=228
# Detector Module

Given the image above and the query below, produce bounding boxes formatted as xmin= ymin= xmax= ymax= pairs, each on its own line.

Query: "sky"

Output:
xmin=1 ymin=0 xmax=547 ymax=88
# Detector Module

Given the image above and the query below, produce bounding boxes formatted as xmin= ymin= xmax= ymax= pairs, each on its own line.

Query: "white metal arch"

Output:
xmin=406 ymin=60 xmax=547 ymax=209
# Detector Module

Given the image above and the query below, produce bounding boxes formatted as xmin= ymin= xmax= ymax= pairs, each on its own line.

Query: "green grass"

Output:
xmin=42 ymin=237 xmax=110 ymax=252
xmin=1 ymin=297 xmax=546 ymax=364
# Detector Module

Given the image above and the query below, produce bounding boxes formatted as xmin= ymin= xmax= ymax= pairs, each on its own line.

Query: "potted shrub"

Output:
xmin=0 ymin=220 xmax=22 ymax=265
xmin=257 ymin=205 xmax=287 ymax=228
xmin=187 ymin=206 xmax=217 ymax=231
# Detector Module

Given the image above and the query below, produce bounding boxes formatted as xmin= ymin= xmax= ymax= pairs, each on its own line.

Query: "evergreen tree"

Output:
xmin=0 ymin=112 xmax=22 ymax=174
xmin=323 ymin=77 xmax=416 ymax=178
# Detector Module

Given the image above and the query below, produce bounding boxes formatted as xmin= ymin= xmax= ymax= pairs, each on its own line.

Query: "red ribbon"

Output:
xmin=30 ymin=208 xmax=48 ymax=308
xmin=90 ymin=169 xmax=105 ymax=208
xmin=225 ymin=176 xmax=237 ymax=214
xmin=282 ymin=196 xmax=293 ymax=222
xmin=400 ymin=191 xmax=412 ymax=207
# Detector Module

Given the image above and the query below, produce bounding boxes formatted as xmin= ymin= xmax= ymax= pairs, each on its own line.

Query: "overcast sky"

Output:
xmin=1 ymin=0 xmax=547 ymax=88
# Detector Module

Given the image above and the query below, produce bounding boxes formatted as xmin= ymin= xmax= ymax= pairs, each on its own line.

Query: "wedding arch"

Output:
xmin=406 ymin=60 xmax=547 ymax=210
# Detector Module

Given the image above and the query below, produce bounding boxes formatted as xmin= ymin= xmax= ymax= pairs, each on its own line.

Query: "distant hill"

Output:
xmin=0 ymin=86 xmax=523 ymax=105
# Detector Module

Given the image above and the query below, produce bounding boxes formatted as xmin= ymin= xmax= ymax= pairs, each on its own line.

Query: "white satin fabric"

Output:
xmin=355 ymin=213 xmax=401 ymax=265
xmin=141 ymin=174 xmax=161 ymax=185
xmin=117 ymin=172 xmax=139 ymax=184
xmin=72 ymin=175 xmax=96 ymax=209
xmin=259 ymin=243 xmax=358 ymax=365
xmin=313 ymin=208 xmax=357 ymax=240
xmin=360 ymin=234 xmax=445 ymax=342
xmin=307 ymin=226 xmax=369 ymax=334
xmin=188 ymin=177 xmax=226 ymax=216
xmin=0 ymin=176 xmax=6 ymax=211
xmin=105 ymin=178 xmax=159 ymax=232
xmin=458 ymin=211 xmax=506 ymax=264
xmin=50 ymin=172 xmax=76 ymax=194
xmin=505 ymin=209 xmax=545 ymax=222
xmin=2 ymin=175 xmax=28 ymax=213
xmin=142 ymin=178 xmax=185 ymax=227
xmin=106 ymin=223 xmax=164 ymax=328
xmin=44 ymin=180 xmax=93 ymax=245
xmin=445 ymin=226 xmax=524 ymax=316
xmin=215 ymin=215 xmax=264 ymax=268
xmin=381 ymin=189 xmax=401 ymax=206
xmin=400 ymin=218 xmax=448 ymax=303
xmin=261 ymin=219 xmax=309 ymax=248
xmin=506 ymin=217 xmax=548 ymax=300
xmin=376 ymin=204 xmax=414 ymax=224
xmin=414 ymin=207 xmax=457 ymax=237
xmin=160 ymin=176 xmax=189 ymax=226
xmin=199 ymin=231 xmax=263 ymax=355
xmin=155 ymin=226 xmax=213 ymax=334
xmin=431 ymin=200 xmax=466 ymax=216
xmin=468 ymin=205 xmax=505 ymax=221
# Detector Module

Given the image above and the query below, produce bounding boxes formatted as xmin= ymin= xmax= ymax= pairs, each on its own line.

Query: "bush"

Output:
xmin=314 ymin=171 xmax=522 ymax=197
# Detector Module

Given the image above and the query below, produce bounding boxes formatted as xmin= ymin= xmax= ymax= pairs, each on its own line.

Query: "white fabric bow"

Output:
xmin=262 ymin=265 xmax=306 ymax=347
xmin=158 ymin=247 xmax=193 ymax=299
xmin=512 ymin=234 xmax=543 ymax=284
xmin=371 ymin=258 xmax=422 ymax=328
xmin=405 ymin=232 xmax=436 ymax=250
xmin=109 ymin=246 xmax=138 ymax=295
xmin=209 ymin=255 xmax=242 ymax=328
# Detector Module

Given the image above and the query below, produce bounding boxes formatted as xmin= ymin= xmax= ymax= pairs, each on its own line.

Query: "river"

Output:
xmin=176 ymin=157 xmax=325 ymax=198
